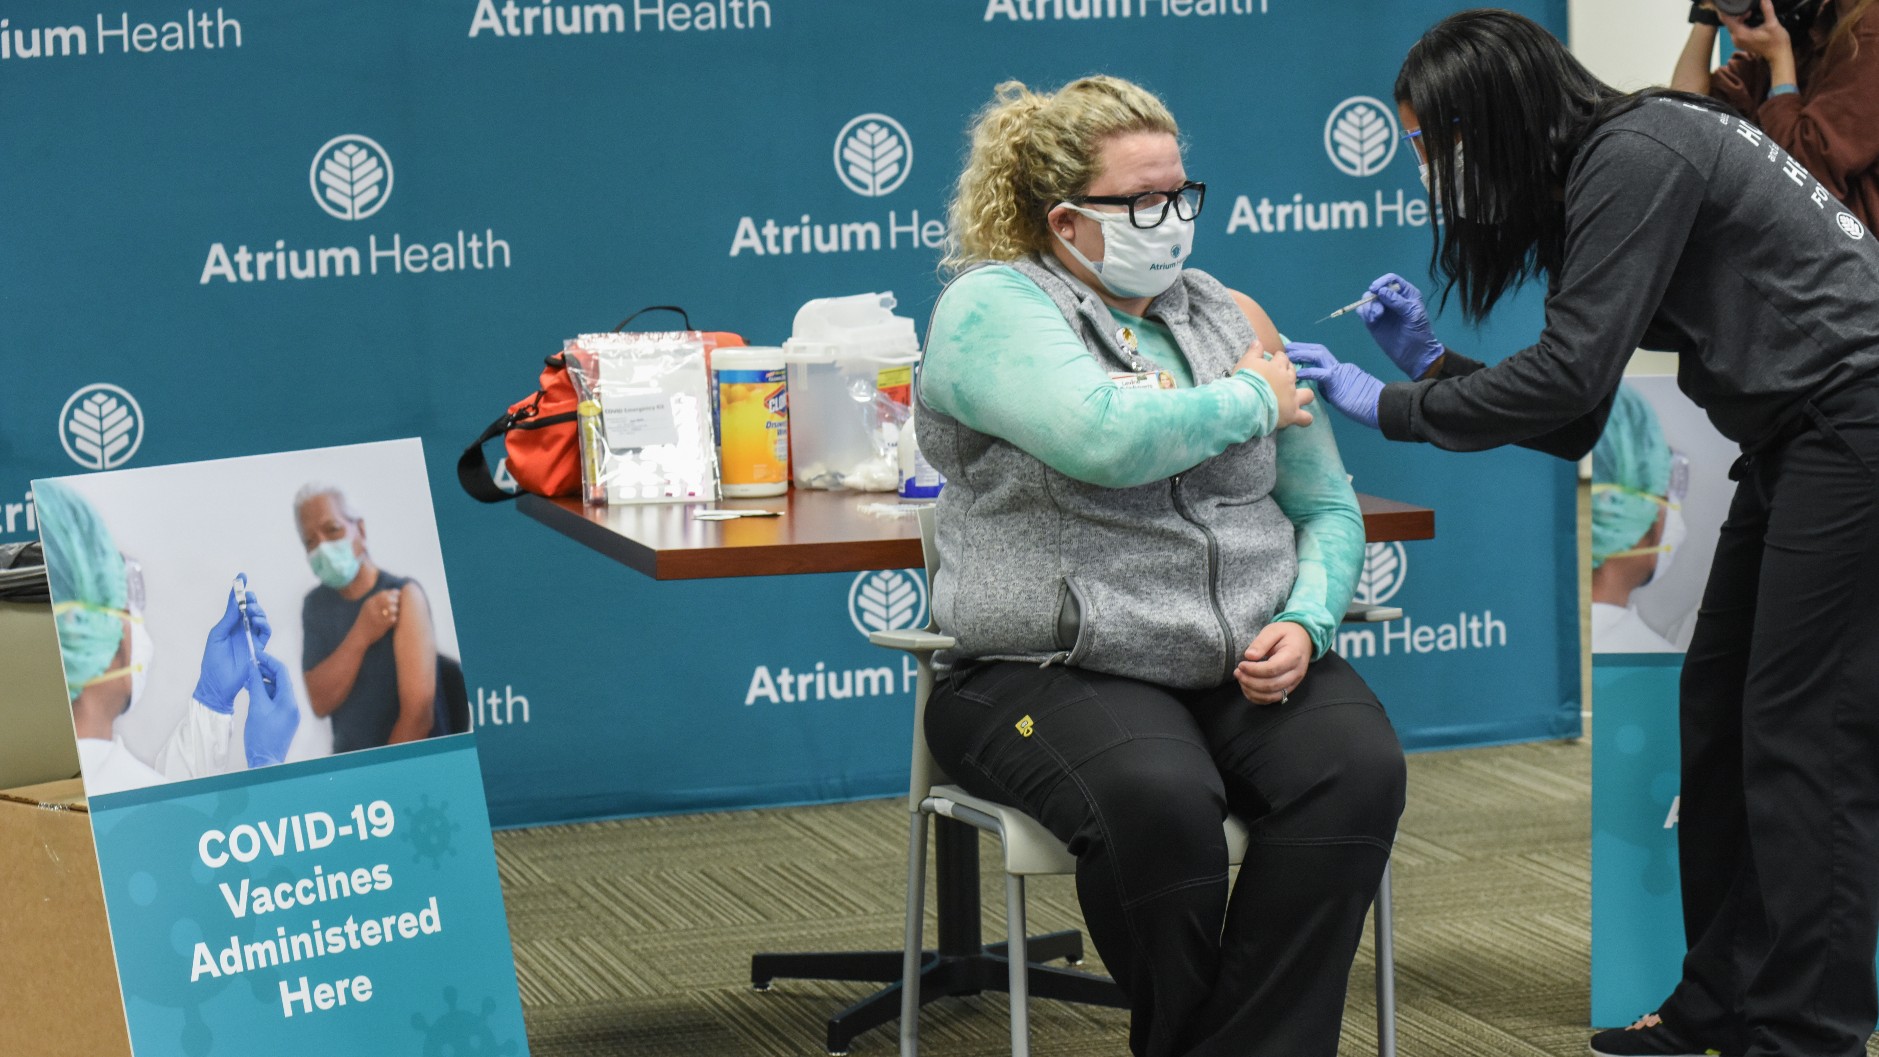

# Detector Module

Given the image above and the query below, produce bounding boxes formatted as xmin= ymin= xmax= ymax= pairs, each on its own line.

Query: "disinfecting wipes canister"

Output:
xmin=714 ymin=346 xmax=790 ymax=497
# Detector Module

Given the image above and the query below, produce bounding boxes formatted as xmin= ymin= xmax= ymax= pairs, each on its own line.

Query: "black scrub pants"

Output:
xmin=925 ymin=650 xmax=1405 ymax=1057
xmin=1658 ymin=379 xmax=1879 ymax=1057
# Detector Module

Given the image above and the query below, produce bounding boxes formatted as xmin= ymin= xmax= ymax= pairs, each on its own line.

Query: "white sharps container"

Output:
xmin=782 ymin=292 xmax=921 ymax=491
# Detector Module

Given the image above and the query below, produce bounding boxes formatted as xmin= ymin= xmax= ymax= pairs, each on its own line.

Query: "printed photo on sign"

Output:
xmin=34 ymin=439 xmax=465 ymax=797
xmin=1589 ymin=378 xmax=1735 ymax=653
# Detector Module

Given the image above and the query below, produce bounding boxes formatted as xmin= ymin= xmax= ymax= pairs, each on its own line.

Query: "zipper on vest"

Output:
xmin=1039 ymin=652 xmax=1071 ymax=669
xmin=1170 ymin=473 xmax=1235 ymax=676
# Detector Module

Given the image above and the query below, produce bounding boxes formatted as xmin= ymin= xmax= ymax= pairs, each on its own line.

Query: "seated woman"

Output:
xmin=295 ymin=483 xmax=439 ymax=753
xmin=918 ymin=76 xmax=1406 ymax=1057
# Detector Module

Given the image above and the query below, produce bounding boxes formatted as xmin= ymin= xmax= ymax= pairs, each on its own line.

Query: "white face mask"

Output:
xmin=1054 ymin=203 xmax=1193 ymax=299
xmin=1644 ymin=506 xmax=1687 ymax=587
xmin=109 ymin=619 xmax=153 ymax=739
xmin=127 ymin=618 xmax=152 ymax=710
xmin=1419 ymin=143 xmax=1471 ymax=220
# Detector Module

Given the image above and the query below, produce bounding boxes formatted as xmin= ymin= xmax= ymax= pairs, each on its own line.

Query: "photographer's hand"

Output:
xmin=1721 ymin=0 xmax=1798 ymax=89
xmin=1673 ymin=7 xmax=1722 ymax=93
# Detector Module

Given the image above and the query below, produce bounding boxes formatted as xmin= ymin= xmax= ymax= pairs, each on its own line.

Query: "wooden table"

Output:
xmin=519 ymin=488 xmax=1434 ymax=579
xmin=520 ymin=486 xmax=1434 ymax=1055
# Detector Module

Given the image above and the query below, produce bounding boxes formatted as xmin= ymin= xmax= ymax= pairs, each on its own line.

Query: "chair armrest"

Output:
xmin=1343 ymin=604 xmax=1403 ymax=624
xmin=868 ymin=630 xmax=957 ymax=652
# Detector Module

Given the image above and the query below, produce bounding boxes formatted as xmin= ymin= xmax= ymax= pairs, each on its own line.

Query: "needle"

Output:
xmin=1315 ymin=281 xmax=1404 ymax=324
xmin=234 ymin=573 xmax=274 ymax=691
xmin=1317 ymin=294 xmax=1379 ymax=324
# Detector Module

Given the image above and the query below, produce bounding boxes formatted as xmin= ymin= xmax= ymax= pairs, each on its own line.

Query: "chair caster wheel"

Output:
xmin=751 ymin=982 xmax=773 ymax=992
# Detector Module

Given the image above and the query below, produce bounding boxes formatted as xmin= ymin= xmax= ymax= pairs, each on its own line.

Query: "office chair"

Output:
xmin=871 ymin=506 xmax=1399 ymax=1057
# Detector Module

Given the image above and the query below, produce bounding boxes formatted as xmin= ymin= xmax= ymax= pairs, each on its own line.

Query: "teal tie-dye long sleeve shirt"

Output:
xmin=921 ymin=265 xmax=1366 ymax=658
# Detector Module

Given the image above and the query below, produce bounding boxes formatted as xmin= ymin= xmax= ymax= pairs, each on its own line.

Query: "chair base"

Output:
xmin=751 ymin=930 xmax=1124 ymax=1055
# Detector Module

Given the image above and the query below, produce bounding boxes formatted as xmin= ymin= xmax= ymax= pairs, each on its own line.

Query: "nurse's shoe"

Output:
xmin=1588 ymin=1013 xmax=1730 ymax=1057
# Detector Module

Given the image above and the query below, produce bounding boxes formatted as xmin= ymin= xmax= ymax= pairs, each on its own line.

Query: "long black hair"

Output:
xmin=1395 ymin=10 xmax=1729 ymax=322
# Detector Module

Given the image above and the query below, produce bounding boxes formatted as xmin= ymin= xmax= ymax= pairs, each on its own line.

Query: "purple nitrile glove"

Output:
xmin=243 ymin=651 xmax=300 ymax=769
xmin=194 ymin=583 xmax=256 ymax=714
xmin=1288 ymin=342 xmax=1383 ymax=430
xmin=1356 ymin=273 xmax=1446 ymax=380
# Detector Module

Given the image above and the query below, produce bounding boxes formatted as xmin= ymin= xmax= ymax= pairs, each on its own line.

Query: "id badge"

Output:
xmin=1109 ymin=370 xmax=1176 ymax=391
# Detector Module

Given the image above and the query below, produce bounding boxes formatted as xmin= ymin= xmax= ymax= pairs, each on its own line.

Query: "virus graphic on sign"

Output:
xmin=311 ymin=134 xmax=394 ymax=220
xmin=412 ymin=987 xmax=518 ymax=1057
xmin=1324 ymin=97 xmax=1400 ymax=178
xmin=403 ymin=794 xmax=460 ymax=869
xmin=835 ymin=113 xmax=912 ymax=197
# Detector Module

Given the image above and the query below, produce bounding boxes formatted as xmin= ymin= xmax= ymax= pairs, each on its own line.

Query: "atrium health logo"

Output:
xmin=1324 ymin=97 xmax=1399 ymax=178
xmin=1353 ymin=541 xmax=1407 ymax=606
xmin=849 ymin=569 xmax=928 ymax=637
xmin=60 ymin=384 xmax=144 ymax=471
xmin=1839 ymin=212 xmax=1866 ymax=241
xmin=311 ymin=134 xmax=394 ymax=220
xmin=835 ymin=114 xmax=911 ymax=197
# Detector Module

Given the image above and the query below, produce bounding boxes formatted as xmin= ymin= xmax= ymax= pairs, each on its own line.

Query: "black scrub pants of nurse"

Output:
xmin=1291 ymin=11 xmax=1879 ymax=1057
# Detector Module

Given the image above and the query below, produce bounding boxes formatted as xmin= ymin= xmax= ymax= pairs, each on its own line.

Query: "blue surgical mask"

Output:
xmin=308 ymin=538 xmax=361 ymax=589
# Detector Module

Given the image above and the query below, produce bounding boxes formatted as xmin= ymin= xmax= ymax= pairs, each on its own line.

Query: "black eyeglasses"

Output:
xmin=1068 ymin=181 xmax=1206 ymax=229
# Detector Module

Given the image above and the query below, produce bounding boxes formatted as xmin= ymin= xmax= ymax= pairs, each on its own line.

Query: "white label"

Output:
xmin=604 ymin=396 xmax=680 ymax=450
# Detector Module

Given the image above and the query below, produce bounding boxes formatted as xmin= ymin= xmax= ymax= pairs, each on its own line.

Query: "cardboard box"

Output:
xmin=0 ymin=600 xmax=83 ymax=789
xmin=0 ymin=779 xmax=130 ymax=1057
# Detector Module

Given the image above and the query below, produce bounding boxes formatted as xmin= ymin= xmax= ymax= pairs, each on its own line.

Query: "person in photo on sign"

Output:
xmin=1292 ymin=11 xmax=1879 ymax=1057
xmin=1672 ymin=0 xmax=1879 ymax=228
xmin=1591 ymin=386 xmax=1684 ymax=654
xmin=918 ymin=75 xmax=1403 ymax=1057
xmin=296 ymin=484 xmax=440 ymax=753
xmin=37 ymin=480 xmax=301 ymax=797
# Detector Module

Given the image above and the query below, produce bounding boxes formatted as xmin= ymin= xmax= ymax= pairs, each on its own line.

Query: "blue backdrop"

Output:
xmin=2 ymin=0 xmax=1577 ymax=827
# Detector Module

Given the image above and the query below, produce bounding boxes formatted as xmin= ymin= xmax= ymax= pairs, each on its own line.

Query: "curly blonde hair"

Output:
xmin=943 ymin=76 xmax=1179 ymax=273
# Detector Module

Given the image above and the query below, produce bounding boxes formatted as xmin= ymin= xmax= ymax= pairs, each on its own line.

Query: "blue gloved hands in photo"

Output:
xmin=1357 ymin=273 xmax=1446 ymax=380
xmin=243 ymin=651 xmax=300 ymax=769
xmin=193 ymin=580 xmax=272 ymax=714
xmin=1288 ymin=342 xmax=1384 ymax=430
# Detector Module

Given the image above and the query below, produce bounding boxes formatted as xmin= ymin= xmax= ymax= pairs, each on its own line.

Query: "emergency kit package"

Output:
xmin=563 ymin=331 xmax=721 ymax=505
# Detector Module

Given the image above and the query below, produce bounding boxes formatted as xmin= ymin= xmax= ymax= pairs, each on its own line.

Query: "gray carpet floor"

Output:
xmin=490 ymin=740 xmax=1876 ymax=1057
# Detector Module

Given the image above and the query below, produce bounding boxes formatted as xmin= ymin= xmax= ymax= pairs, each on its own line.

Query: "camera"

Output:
xmin=1688 ymin=0 xmax=1823 ymax=34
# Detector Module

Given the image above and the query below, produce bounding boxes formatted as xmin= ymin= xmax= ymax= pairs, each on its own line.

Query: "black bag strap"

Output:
xmin=457 ymin=406 xmax=525 ymax=504
xmin=614 ymin=305 xmax=692 ymax=332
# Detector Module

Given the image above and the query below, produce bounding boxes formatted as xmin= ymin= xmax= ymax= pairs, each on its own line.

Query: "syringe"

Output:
xmin=1316 ymin=281 xmax=1405 ymax=324
xmin=233 ymin=573 xmax=274 ymax=690
xmin=233 ymin=574 xmax=259 ymax=666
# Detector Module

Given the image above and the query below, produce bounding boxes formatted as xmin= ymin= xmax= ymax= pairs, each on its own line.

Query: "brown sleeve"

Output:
xmin=1710 ymin=52 xmax=1769 ymax=118
xmin=1756 ymin=21 xmax=1879 ymax=203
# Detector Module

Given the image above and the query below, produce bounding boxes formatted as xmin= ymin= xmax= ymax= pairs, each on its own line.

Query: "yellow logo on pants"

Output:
xmin=1015 ymin=715 xmax=1035 ymax=737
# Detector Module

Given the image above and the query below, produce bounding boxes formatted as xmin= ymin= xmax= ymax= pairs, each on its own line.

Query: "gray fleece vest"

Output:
xmin=917 ymin=254 xmax=1297 ymax=690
